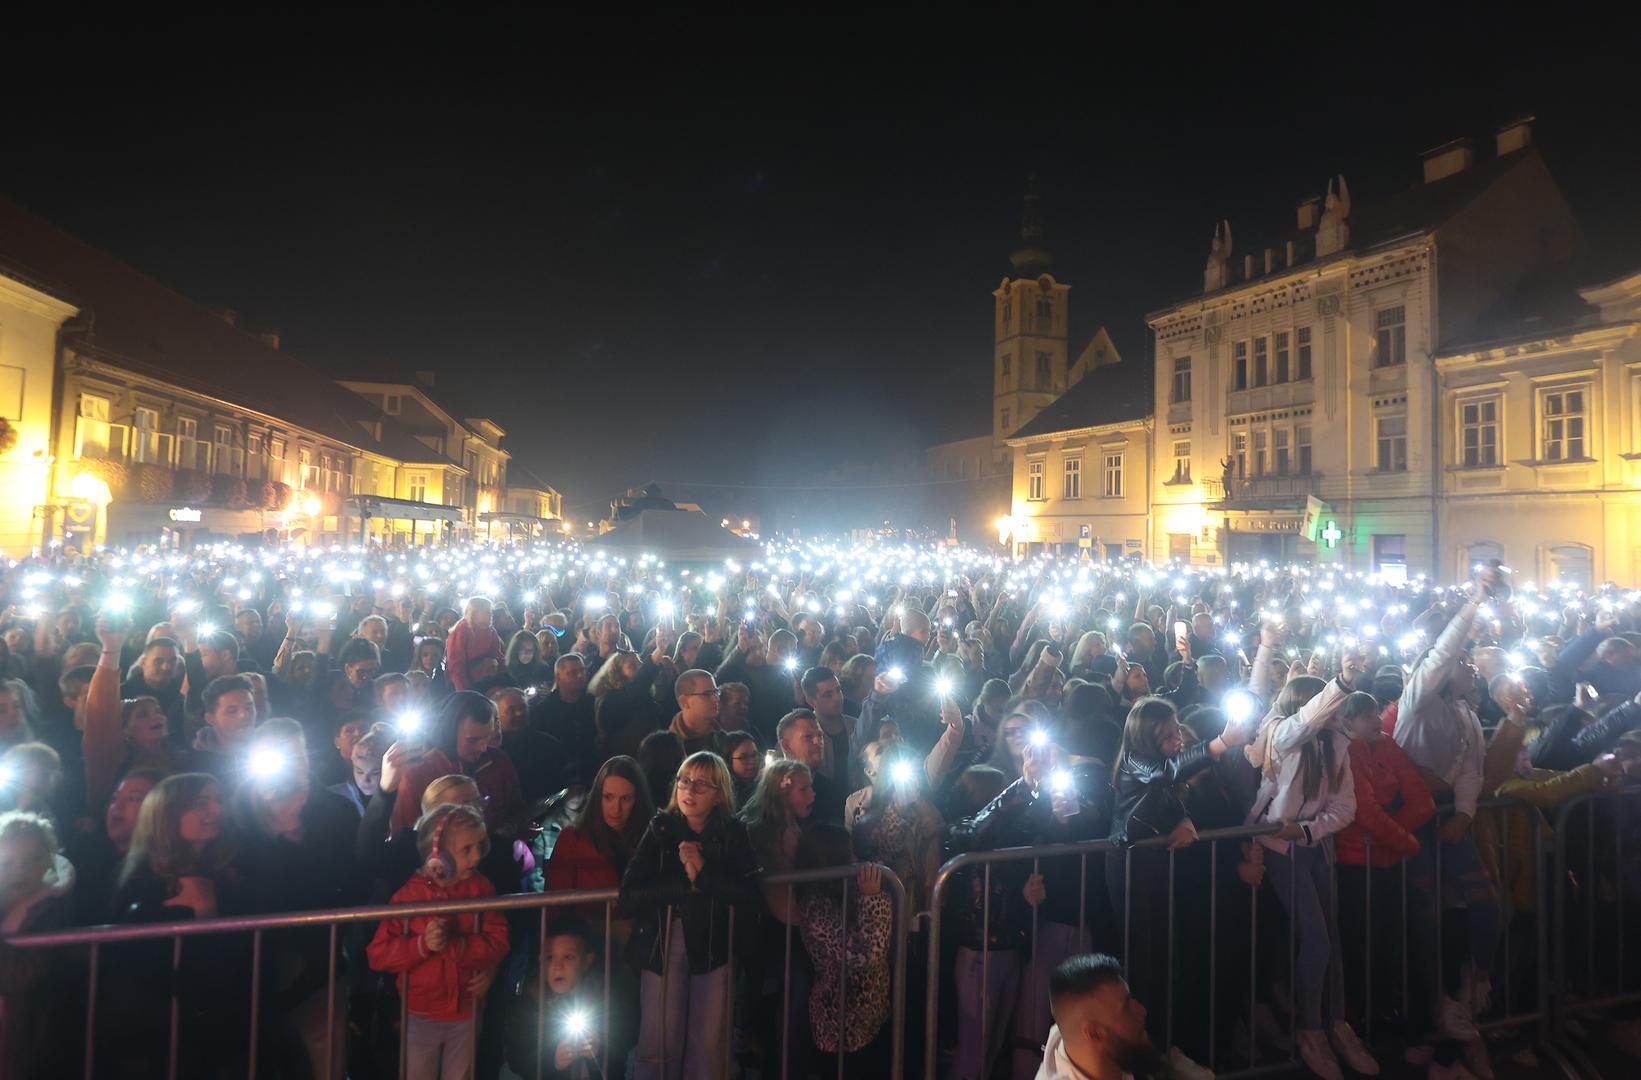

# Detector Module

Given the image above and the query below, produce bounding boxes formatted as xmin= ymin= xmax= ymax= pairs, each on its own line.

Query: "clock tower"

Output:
xmin=992 ymin=177 xmax=1069 ymax=445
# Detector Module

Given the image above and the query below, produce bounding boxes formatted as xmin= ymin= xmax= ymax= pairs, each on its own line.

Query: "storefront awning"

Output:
xmin=345 ymin=496 xmax=467 ymax=524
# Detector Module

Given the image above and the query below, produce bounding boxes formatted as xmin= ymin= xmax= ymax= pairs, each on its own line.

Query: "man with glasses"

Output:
xmin=669 ymin=668 xmax=722 ymax=755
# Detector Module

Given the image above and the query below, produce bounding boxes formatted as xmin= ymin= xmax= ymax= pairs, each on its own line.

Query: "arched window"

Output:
xmin=1462 ymin=540 xmax=1505 ymax=575
xmin=1546 ymin=544 xmax=1594 ymax=592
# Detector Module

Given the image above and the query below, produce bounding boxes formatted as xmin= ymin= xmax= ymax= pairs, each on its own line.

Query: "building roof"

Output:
xmin=0 ymin=194 xmax=461 ymax=468
xmin=1007 ymin=360 xmax=1152 ymax=441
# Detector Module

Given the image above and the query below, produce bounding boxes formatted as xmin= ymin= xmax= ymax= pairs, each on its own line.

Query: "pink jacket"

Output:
xmin=445 ymin=618 xmax=505 ymax=692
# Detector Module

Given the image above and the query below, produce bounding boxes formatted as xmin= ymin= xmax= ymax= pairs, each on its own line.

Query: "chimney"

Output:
xmin=414 ymin=370 xmax=436 ymax=389
xmin=209 ymin=305 xmax=239 ymax=327
xmin=1296 ymin=196 xmax=1322 ymax=230
xmin=258 ymin=330 xmax=280 ymax=350
xmin=1421 ymin=137 xmax=1473 ymax=184
xmin=1285 ymin=239 xmax=1296 ymax=267
xmin=1243 ymin=254 xmax=1255 ymax=280
xmin=1263 ymin=248 xmax=1275 ymax=274
xmin=1496 ymin=115 xmax=1534 ymax=156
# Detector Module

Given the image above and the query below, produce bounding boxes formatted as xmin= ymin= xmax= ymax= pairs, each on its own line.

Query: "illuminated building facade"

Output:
xmin=0 ymin=195 xmax=558 ymax=553
xmin=1147 ymin=118 xmax=1593 ymax=579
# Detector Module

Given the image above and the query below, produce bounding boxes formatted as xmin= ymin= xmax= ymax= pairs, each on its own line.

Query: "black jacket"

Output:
xmin=618 ymin=809 xmax=761 ymax=976
xmin=594 ymin=660 xmax=664 ymax=761
xmin=530 ymin=690 xmax=598 ymax=786
xmin=1109 ymin=743 xmax=1215 ymax=847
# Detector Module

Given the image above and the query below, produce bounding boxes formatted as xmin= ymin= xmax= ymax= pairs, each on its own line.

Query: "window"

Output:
xmin=1541 ymin=388 xmax=1587 ymax=461
xmin=1464 ymin=540 xmax=1505 ymax=574
xmin=384 ymin=394 xmax=402 ymax=415
xmin=1233 ymin=341 xmax=1248 ymax=391
xmin=958 ymin=458 xmax=969 ymax=480
xmin=1063 ymin=456 xmax=1082 ymax=499
xmin=1000 ymin=408 xmax=1012 ymax=434
xmin=1253 ymin=337 xmax=1269 ymax=387
xmin=1274 ymin=427 xmax=1290 ymax=475
xmin=1003 ymin=300 xmax=1012 ymax=327
xmin=1171 ymin=356 xmax=1192 ymax=403
xmin=1028 ymin=460 xmax=1045 ymax=501
xmin=1375 ymin=305 xmax=1406 ymax=367
xmin=1232 ymin=432 xmax=1247 ymax=480
xmin=1035 ymin=352 xmax=1052 ymax=388
xmin=247 ymin=433 xmax=261 ymax=455
xmin=1035 ymin=298 xmax=1053 ymax=326
xmin=269 ymin=437 xmax=286 ymax=460
xmin=1171 ymin=441 xmax=1191 ymax=483
xmin=1251 ymin=430 xmax=1267 ymax=476
xmin=408 ymin=475 xmax=427 ymax=503
xmin=1460 ymin=398 xmax=1500 ymax=467
xmin=1001 ymin=353 xmax=1012 ymax=378
xmin=1376 ymin=413 xmax=1408 ymax=471
xmin=214 ymin=425 xmax=233 ymax=448
xmin=1273 ymin=332 xmax=1290 ymax=384
xmin=1547 ymin=544 xmax=1593 ymax=591
xmin=134 ymin=407 xmax=159 ymax=431
xmin=1103 ymin=453 xmax=1124 ymax=498
xmin=1296 ymin=424 xmax=1312 ymax=475
xmin=1373 ymin=535 xmax=1408 ymax=582
xmin=1297 ymin=327 xmax=1313 ymax=380
xmin=78 ymin=393 xmax=110 ymax=420
xmin=298 ymin=447 xmax=313 ymax=488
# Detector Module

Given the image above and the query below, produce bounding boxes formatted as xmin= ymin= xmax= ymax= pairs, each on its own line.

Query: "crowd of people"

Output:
xmin=0 ymin=539 xmax=1637 ymax=1080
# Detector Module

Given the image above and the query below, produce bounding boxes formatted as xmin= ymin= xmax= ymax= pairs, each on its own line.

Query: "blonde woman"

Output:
xmin=619 ymin=751 xmax=761 ymax=1080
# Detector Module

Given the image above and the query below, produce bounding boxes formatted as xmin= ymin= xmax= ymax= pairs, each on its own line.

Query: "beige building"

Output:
xmin=1147 ymin=119 xmax=1586 ymax=578
xmin=927 ymin=180 xmax=1121 ymax=540
xmin=1435 ymin=267 xmax=1641 ymax=588
xmin=1001 ymin=362 xmax=1152 ymax=558
xmin=0 ymin=194 xmax=557 ymax=552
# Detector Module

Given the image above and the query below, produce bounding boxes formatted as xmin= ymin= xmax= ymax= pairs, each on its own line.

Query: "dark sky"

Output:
xmin=5 ymin=22 xmax=1639 ymax=520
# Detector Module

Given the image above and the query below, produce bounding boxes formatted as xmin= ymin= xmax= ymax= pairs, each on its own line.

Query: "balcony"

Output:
xmin=1215 ymin=471 xmax=1323 ymax=507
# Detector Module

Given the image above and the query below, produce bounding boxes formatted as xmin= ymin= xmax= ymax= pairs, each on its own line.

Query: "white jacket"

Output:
xmin=1396 ymin=601 xmax=1485 ymax=817
xmin=1247 ymin=678 xmax=1357 ymax=854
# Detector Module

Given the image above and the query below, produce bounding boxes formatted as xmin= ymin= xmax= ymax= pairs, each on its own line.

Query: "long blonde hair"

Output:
xmin=738 ymin=759 xmax=811 ymax=858
xmin=118 ymin=773 xmax=232 ymax=889
xmin=588 ymin=650 xmax=639 ymax=699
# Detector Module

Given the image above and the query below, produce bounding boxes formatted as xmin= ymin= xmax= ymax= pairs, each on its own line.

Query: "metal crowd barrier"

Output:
xmin=919 ymin=792 xmax=1617 ymax=1080
xmin=1551 ymin=786 xmax=1641 ymax=1078
xmin=4 ymin=862 xmax=909 ymax=1080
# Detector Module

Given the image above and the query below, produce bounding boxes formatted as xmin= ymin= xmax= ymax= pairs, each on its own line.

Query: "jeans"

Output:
xmin=1264 ymin=844 xmax=1345 ymax=1031
xmin=405 ymin=1014 xmax=475 ymax=1080
xmin=635 ymin=919 xmax=731 ymax=1080
xmin=949 ymin=946 xmax=1021 ymax=1080
xmin=1408 ymin=822 xmax=1502 ymax=1002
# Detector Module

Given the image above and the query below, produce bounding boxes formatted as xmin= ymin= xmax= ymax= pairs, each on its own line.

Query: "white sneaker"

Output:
xmin=1328 ymin=1021 xmax=1379 ymax=1075
xmin=1166 ymin=1046 xmax=1215 ymax=1080
xmin=1437 ymin=996 xmax=1478 ymax=1042
xmin=1297 ymin=1030 xmax=1344 ymax=1080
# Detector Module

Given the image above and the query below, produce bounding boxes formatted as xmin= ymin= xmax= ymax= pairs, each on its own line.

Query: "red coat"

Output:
xmin=1335 ymin=736 xmax=1434 ymax=868
xmin=445 ymin=619 xmax=505 ymax=692
xmin=545 ymin=824 xmax=623 ymax=922
xmin=366 ymin=870 xmax=510 ymax=1022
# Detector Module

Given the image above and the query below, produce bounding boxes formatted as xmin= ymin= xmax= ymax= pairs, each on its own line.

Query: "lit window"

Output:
xmin=1376 ymin=413 xmax=1408 ymax=471
xmin=1171 ymin=441 xmax=1191 ymax=483
xmin=1375 ymin=306 xmax=1407 ymax=367
xmin=409 ymin=475 xmax=427 ymax=502
xmin=1541 ymin=388 xmax=1587 ymax=461
xmin=1460 ymin=398 xmax=1500 ymax=467
xmin=1063 ymin=456 xmax=1082 ymax=499
xmin=1028 ymin=460 xmax=1045 ymax=501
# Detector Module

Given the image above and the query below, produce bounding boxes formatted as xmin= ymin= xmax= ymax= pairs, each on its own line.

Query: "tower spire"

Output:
xmin=1009 ymin=174 xmax=1053 ymax=276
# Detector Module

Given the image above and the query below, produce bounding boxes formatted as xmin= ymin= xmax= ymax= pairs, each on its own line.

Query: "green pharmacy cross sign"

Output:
xmin=1320 ymin=519 xmax=1344 ymax=548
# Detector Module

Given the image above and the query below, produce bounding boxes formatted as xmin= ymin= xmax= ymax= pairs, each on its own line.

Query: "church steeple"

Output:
xmin=1009 ymin=174 xmax=1053 ymax=276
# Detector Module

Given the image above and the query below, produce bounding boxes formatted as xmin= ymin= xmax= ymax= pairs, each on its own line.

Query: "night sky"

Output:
xmin=5 ymin=24 xmax=1638 ymax=525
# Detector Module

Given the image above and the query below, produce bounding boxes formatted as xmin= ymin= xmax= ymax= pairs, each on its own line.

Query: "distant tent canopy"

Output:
xmin=588 ymin=508 xmax=762 ymax=563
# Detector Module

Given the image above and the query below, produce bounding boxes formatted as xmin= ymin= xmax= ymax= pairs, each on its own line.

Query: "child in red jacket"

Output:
xmin=445 ymin=597 xmax=506 ymax=693
xmin=369 ymin=803 xmax=510 ymax=1080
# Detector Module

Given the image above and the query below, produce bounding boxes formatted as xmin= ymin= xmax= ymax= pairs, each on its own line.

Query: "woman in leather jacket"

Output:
xmin=618 ymin=750 xmax=761 ymax=1080
xmin=1106 ymin=695 xmax=1250 ymax=1052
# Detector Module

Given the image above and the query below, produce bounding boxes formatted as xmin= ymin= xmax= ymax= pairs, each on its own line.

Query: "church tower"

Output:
xmin=992 ymin=176 xmax=1070 ymax=444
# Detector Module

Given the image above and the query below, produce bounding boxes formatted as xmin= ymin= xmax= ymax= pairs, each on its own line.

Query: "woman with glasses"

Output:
xmin=619 ymin=751 xmax=761 ymax=1080
xmin=721 ymin=730 xmax=763 ymax=808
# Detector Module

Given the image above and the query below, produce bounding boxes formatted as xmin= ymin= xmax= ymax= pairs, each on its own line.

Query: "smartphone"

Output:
xmin=1173 ymin=621 xmax=1188 ymax=645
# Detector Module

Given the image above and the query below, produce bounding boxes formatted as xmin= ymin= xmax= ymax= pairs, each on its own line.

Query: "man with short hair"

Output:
xmin=529 ymin=653 xmax=596 ymax=786
xmin=235 ymin=607 xmax=279 ymax=671
xmin=777 ymin=709 xmax=843 ymax=824
xmin=183 ymin=628 xmax=244 ymax=726
xmin=123 ymin=637 xmax=186 ymax=737
xmin=669 ymin=668 xmax=722 ymax=755
xmin=800 ymin=666 xmax=853 ymax=784
xmin=492 ymin=685 xmax=564 ymax=802
xmin=181 ymin=673 xmax=258 ymax=784
xmin=1038 ymin=953 xmax=1166 ymax=1080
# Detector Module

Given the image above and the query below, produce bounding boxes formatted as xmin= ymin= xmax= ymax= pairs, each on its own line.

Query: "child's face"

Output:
xmin=126 ymin=702 xmax=168 ymax=752
xmin=448 ymin=822 xmax=485 ymax=880
xmin=335 ymin=721 xmax=364 ymax=760
xmin=0 ymin=832 xmax=48 ymax=912
xmin=469 ymin=606 xmax=492 ymax=631
xmin=352 ymin=751 xmax=383 ymax=797
xmin=543 ymin=933 xmax=593 ymax=995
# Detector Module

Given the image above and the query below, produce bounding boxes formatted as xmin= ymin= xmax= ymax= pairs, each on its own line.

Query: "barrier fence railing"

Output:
xmin=918 ymin=790 xmax=1641 ymax=1080
xmin=5 ymin=862 xmax=908 ymax=1080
